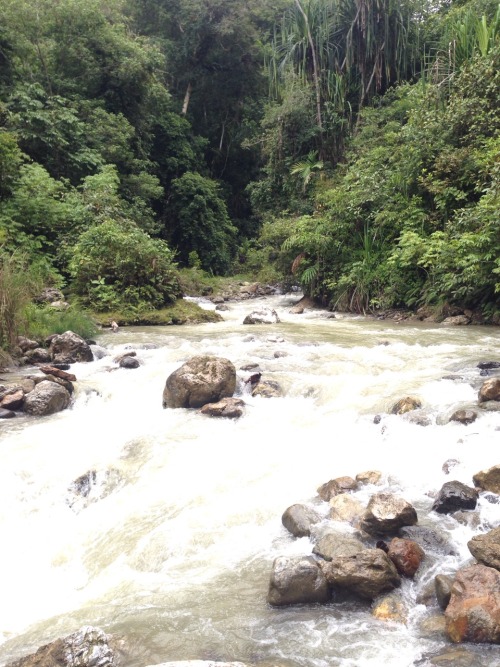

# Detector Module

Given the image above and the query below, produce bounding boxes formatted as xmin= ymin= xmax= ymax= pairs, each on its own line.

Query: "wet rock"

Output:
xmin=387 ymin=537 xmax=425 ymax=577
xmin=442 ymin=315 xmax=471 ymax=326
xmin=267 ymin=555 xmax=330 ymax=606
xmin=39 ymin=365 xmax=77 ymax=382
xmin=399 ymin=526 xmax=457 ymax=556
xmin=16 ymin=336 xmax=40 ymax=352
xmin=329 ymin=494 xmax=365 ymax=525
xmin=25 ymin=348 xmax=52 ymax=364
xmin=282 ymin=504 xmax=321 ymax=538
xmin=432 ymin=481 xmax=478 ymax=514
xmin=119 ymin=356 xmax=140 ymax=369
xmin=317 ymin=479 xmax=341 ymax=501
xmin=449 ymin=409 xmax=478 ymax=425
xmin=473 ymin=465 xmax=500 ymax=494
xmin=42 ymin=374 xmax=74 ymax=395
xmin=251 ymin=379 xmax=283 ymax=398
xmin=23 ymin=380 xmax=71 ymax=416
xmin=0 ymin=407 xmax=16 ymax=418
xmin=479 ymin=378 xmax=500 ymax=403
xmin=113 ymin=351 xmax=136 ymax=364
xmin=200 ymin=397 xmax=245 ymax=419
xmin=67 ymin=469 xmax=124 ymax=512
xmin=332 ymin=476 xmax=358 ymax=492
xmin=49 ymin=331 xmax=94 ymax=364
xmin=418 ymin=614 xmax=447 ymax=639
xmin=452 ymin=510 xmax=481 ymax=529
xmin=372 ymin=591 xmax=407 ymax=623
xmin=477 ymin=361 xmax=500 ymax=370
xmin=242 ymin=308 xmax=280 ymax=325
xmin=480 ymin=400 xmax=500 ymax=411
xmin=468 ymin=526 xmax=500 ymax=570
xmin=445 ymin=564 xmax=500 ymax=643
xmin=0 ymin=388 xmax=24 ymax=410
xmin=360 ymin=493 xmax=418 ymax=537
xmin=417 ymin=648 xmax=481 ymax=666
xmin=442 ymin=459 xmax=460 ymax=475
xmin=273 ymin=350 xmax=288 ymax=358
xmin=356 ymin=470 xmax=382 ymax=485
xmin=435 ymin=574 xmax=454 ymax=610
xmin=162 ymin=355 xmax=236 ymax=409
xmin=390 ymin=396 xmax=422 ymax=414
xmin=7 ymin=625 xmax=116 ymax=667
xmin=215 ymin=304 xmax=230 ymax=311
xmin=312 ymin=531 xmax=364 ymax=561
xmin=320 ymin=548 xmax=401 ymax=601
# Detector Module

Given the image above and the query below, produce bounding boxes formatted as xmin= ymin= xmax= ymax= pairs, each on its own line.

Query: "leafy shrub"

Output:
xmin=69 ymin=221 xmax=180 ymax=312
xmin=24 ymin=304 xmax=97 ymax=341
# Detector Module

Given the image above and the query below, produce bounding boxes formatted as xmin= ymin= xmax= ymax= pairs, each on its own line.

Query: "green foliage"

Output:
xmin=69 ymin=221 xmax=180 ymax=312
xmin=23 ymin=304 xmax=97 ymax=341
xmin=0 ymin=251 xmax=43 ymax=349
xmin=168 ymin=172 xmax=237 ymax=275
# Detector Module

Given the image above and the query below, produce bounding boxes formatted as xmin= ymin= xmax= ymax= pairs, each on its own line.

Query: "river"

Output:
xmin=0 ymin=293 xmax=499 ymax=667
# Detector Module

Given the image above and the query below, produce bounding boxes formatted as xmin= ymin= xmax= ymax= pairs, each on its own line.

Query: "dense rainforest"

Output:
xmin=0 ymin=0 xmax=499 ymax=350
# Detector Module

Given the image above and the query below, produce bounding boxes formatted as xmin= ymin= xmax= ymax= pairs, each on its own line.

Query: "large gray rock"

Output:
xmin=399 ymin=525 xmax=457 ymax=556
xmin=360 ymin=493 xmax=418 ymax=536
xmin=7 ymin=626 xmax=115 ymax=667
xmin=48 ymin=331 xmax=94 ymax=364
xmin=282 ymin=503 xmax=321 ymax=537
xmin=23 ymin=380 xmax=71 ymax=416
xmin=320 ymin=548 xmax=401 ymax=600
xmin=267 ymin=555 xmax=330 ymax=606
xmin=468 ymin=527 xmax=500 ymax=570
xmin=312 ymin=531 xmax=364 ymax=561
xmin=162 ymin=355 xmax=236 ymax=409
xmin=432 ymin=481 xmax=478 ymax=514
xmin=445 ymin=564 xmax=500 ymax=643
xmin=242 ymin=308 xmax=280 ymax=325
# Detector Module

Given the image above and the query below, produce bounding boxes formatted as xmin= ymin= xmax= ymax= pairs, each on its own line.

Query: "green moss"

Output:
xmin=92 ymin=298 xmax=223 ymax=327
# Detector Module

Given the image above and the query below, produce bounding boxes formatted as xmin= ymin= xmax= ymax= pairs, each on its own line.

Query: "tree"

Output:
xmin=167 ymin=172 xmax=237 ymax=274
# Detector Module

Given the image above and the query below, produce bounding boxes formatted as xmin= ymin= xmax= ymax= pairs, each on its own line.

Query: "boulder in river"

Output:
xmin=48 ymin=331 xmax=94 ymax=364
xmin=468 ymin=526 xmax=500 ymax=570
xmin=360 ymin=493 xmax=418 ymax=536
xmin=445 ymin=564 xmax=500 ymax=643
xmin=473 ymin=465 xmax=500 ymax=494
xmin=478 ymin=378 xmax=500 ymax=403
xmin=7 ymin=625 xmax=116 ymax=667
xmin=251 ymin=378 xmax=283 ymax=398
xmin=162 ymin=355 xmax=236 ymax=409
xmin=432 ymin=480 xmax=478 ymax=514
xmin=435 ymin=573 xmax=454 ymax=610
xmin=329 ymin=493 xmax=365 ymax=525
xmin=200 ymin=397 xmax=245 ymax=419
xmin=282 ymin=503 xmax=321 ymax=538
xmin=320 ymin=548 xmax=401 ymax=601
xmin=387 ymin=537 xmax=425 ymax=577
xmin=312 ymin=530 xmax=364 ymax=561
xmin=267 ymin=555 xmax=330 ymax=606
xmin=23 ymin=380 xmax=71 ymax=416
xmin=399 ymin=525 xmax=457 ymax=556
xmin=242 ymin=308 xmax=280 ymax=325
xmin=390 ymin=396 xmax=422 ymax=414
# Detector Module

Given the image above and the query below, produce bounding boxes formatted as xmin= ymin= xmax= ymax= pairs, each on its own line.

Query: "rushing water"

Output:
xmin=1 ymin=293 xmax=500 ymax=667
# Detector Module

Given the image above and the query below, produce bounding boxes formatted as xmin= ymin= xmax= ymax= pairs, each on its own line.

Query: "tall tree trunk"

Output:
xmin=181 ymin=81 xmax=192 ymax=115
